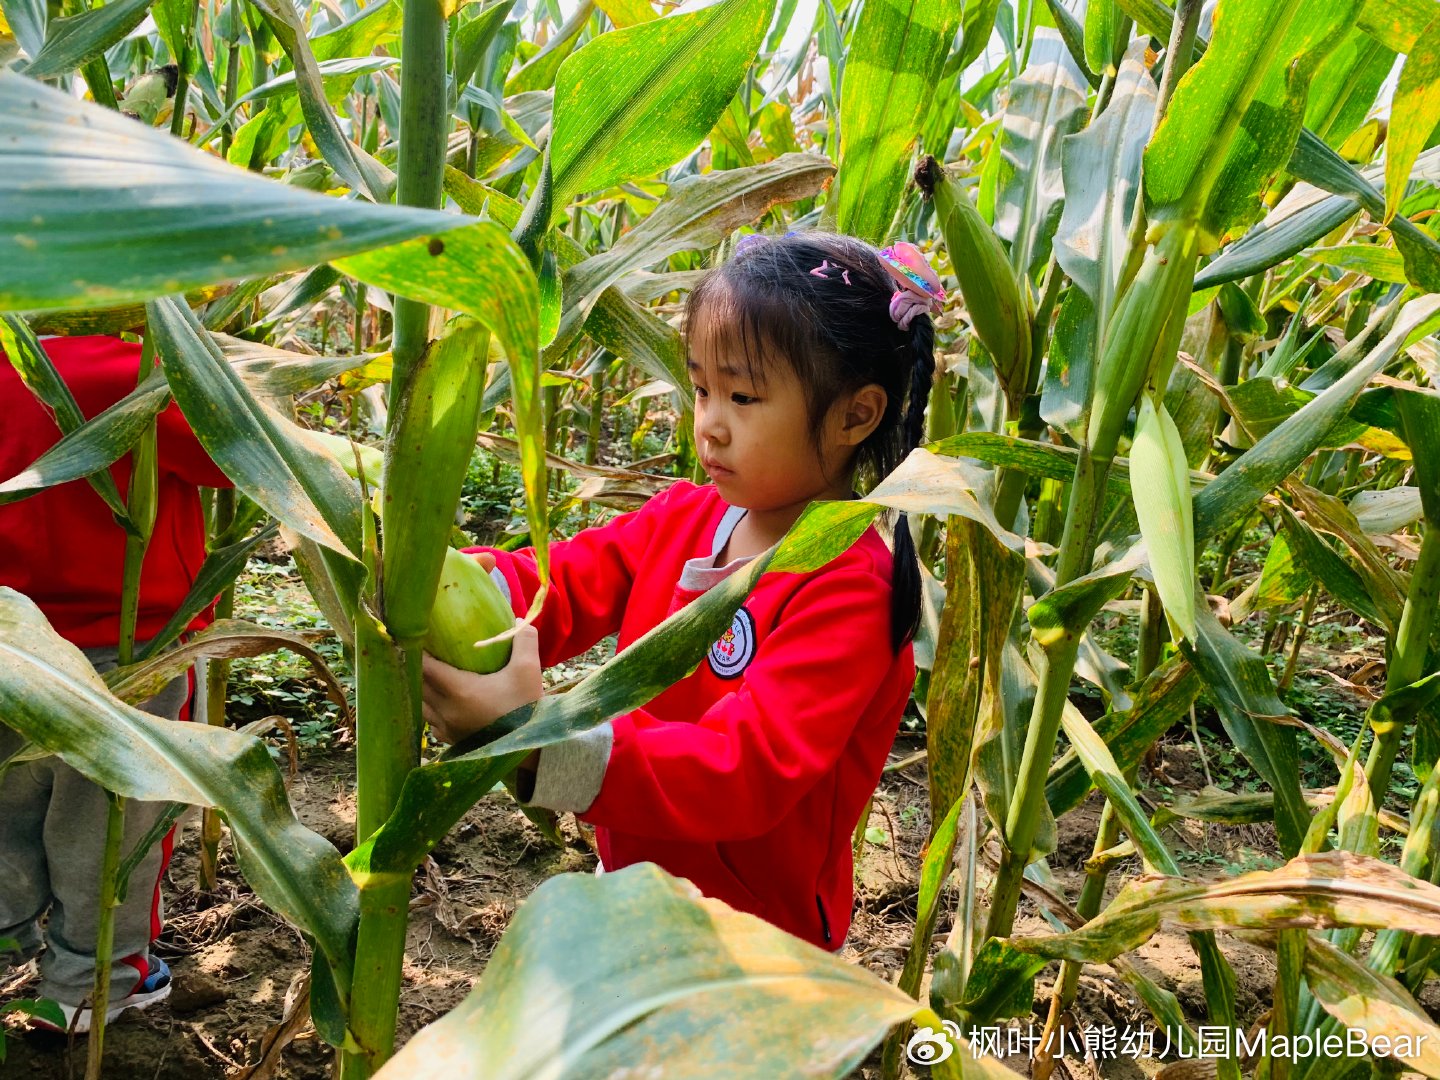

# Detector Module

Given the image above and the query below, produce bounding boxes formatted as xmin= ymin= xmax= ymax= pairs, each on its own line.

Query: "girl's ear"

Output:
xmin=835 ymin=383 xmax=887 ymax=447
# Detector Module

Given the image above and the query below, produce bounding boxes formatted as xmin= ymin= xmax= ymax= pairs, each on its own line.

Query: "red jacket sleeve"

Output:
xmin=470 ymin=481 xmax=689 ymax=668
xmin=577 ymin=567 xmax=898 ymax=843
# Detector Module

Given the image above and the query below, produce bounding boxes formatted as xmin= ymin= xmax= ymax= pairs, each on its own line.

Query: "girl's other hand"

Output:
xmin=421 ymin=618 xmax=542 ymax=745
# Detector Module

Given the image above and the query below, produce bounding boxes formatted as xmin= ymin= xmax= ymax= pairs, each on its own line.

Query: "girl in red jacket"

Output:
xmin=421 ymin=231 xmax=944 ymax=952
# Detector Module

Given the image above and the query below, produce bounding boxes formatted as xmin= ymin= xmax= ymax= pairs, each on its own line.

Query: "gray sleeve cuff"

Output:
xmin=489 ymin=566 xmax=512 ymax=603
xmin=521 ymin=721 xmax=613 ymax=814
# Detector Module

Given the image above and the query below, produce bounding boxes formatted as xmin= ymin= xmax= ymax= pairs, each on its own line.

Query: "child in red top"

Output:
xmin=421 ymin=232 xmax=944 ymax=952
xmin=0 ymin=334 xmax=232 ymax=1031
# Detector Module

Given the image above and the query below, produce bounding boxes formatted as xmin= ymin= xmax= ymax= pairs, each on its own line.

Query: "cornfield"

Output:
xmin=4 ymin=0 xmax=1440 ymax=1077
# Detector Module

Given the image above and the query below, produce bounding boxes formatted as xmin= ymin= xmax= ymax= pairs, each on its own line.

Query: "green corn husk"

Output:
xmin=921 ymin=156 xmax=1032 ymax=411
xmin=1131 ymin=392 xmax=1197 ymax=643
xmin=308 ymin=430 xmax=513 ymax=672
xmin=426 ymin=546 xmax=514 ymax=674
xmin=308 ymin=429 xmax=386 ymax=487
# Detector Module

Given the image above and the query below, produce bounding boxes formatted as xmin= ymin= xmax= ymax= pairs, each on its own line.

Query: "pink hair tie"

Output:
xmin=888 ymin=290 xmax=933 ymax=331
xmin=877 ymin=240 xmax=945 ymax=329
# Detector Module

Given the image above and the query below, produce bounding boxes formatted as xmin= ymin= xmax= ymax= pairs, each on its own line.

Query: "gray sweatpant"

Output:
xmin=0 ymin=646 xmax=191 ymax=1006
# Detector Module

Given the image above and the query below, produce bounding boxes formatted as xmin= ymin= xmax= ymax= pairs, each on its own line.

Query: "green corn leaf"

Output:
xmin=451 ymin=1 xmax=517 ymax=104
xmin=0 ymin=589 xmax=358 ymax=1003
xmin=941 ymin=937 xmax=1048 ymax=1026
xmin=0 ymin=367 xmax=170 ymax=508
xmin=1057 ymin=698 xmax=1176 ymax=871
xmin=107 ymin=617 xmax=345 ymax=715
xmin=1286 ymin=481 xmax=1407 ymax=630
xmin=1 ymin=0 xmax=46 ymax=57
xmin=1006 ymin=850 xmax=1440 ymax=964
xmin=131 ymin=523 xmax=282 ymax=664
xmin=596 ymin=0 xmax=656 ymax=25
xmin=543 ymin=0 xmax=775 ymax=228
xmin=148 ymin=296 xmax=365 ymax=558
xmin=1039 ymin=0 xmax=1094 ymax=89
xmin=1357 ymin=0 xmax=1438 ymax=51
xmin=311 ymin=0 xmax=402 ymax=63
xmin=892 ymin=794 xmax=967 ymax=1004
xmin=1396 ymin=387 xmax=1440 ymax=523
xmin=924 ymin=520 xmax=1024 ymax=825
xmin=1305 ymin=244 xmax=1409 ymax=284
xmin=1130 ymin=394 xmax=1197 ymax=643
xmin=1386 ymin=17 xmax=1440 ymax=225
xmin=1194 ymin=295 xmax=1440 ymax=544
xmin=1143 ymin=0 xmax=1361 ymax=243
xmin=220 ymin=336 xmax=381 ymax=405
xmin=19 ymin=0 xmax=153 ymax=79
xmin=1306 ymin=28 xmax=1396 ymax=149
xmin=200 ymin=56 xmax=401 ymax=140
xmin=246 ymin=0 xmax=394 ymax=202
xmin=0 ymin=70 xmax=466 ymax=313
xmin=1303 ymin=934 xmax=1440 ymax=1078
xmin=584 ymin=283 xmax=692 ymax=410
xmin=371 ymin=863 xmax=918 ymax=1080
xmin=557 ymin=153 xmax=835 ymax=350
xmin=1046 ymin=656 xmax=1200 ymax=818
xmin=333 ymin=224 xmax=544 ymax=592
xmin=1027 ymin=541 xmax=1148 ymax=648
xmin=1083 ymin=0 xmax=1124 ymax=77
xmin=1053 ymin=39 xmax=1155 ymax=336
xmin=974 ymin=641 xmax=1057 ymax=864
xmin=993 ymin=27 xmax=1088 ymax=279
xmin=1183 ymin=606 xmax=1309 ymax=857
xmin=1030 ymin=680 xmax=1241 ymax=1067
xmin=505 ymin=0 xmax=592 ymax=95
xmin=834 ymin=0 xmax=964 ymax=244
xmin=1285 ymin=132 xmax=1440 ymax=292
xmin=864 ymin=447 xmax=1031 ymax=554
xmin=1192 ymin=189 xmax=1361 ymax=290
xmin=0 ymin=314 xmax=138 ymax=522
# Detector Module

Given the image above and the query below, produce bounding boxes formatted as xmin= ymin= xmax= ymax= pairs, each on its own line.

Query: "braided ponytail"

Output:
xmin=888 ymin=316 xmax=936 ymax=654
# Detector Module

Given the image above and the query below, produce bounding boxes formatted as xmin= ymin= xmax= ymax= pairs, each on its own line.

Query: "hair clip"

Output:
xmin=877 ymin=241 xmax=945 ymax=330
xmin=809 ymin=259 xmax=833 ymax=277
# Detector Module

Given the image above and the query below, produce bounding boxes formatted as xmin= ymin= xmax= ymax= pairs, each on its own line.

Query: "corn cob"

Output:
xmin=425 ymin=546 xmax=514 ymax=673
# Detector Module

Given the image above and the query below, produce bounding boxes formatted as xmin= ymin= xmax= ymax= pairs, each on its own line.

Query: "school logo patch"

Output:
xmin=708 ymin=607 xmax=756 ymax=680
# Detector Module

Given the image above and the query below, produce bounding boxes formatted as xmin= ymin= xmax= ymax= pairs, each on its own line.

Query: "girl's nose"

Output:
xmin=695 ymin=408 xmax=726 ymax=446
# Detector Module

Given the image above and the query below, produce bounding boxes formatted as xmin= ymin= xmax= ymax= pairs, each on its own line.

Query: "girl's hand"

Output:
xmin=422 ymin=619 xmax=542 ymax=745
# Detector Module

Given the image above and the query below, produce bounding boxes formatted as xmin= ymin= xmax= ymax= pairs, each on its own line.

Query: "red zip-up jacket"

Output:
xmin=0 ymin=335 xmax=232 ymax=647
xmin=475 ymin=479 xmax=914 ymax=951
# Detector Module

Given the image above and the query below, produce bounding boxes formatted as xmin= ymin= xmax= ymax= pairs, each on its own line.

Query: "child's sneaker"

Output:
xmin=32 ymin=957 xmax=172 ymax=1035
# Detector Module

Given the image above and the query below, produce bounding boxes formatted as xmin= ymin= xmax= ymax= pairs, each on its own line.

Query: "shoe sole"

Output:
xmin=31 ymin=981 xmax=171 ymax=1036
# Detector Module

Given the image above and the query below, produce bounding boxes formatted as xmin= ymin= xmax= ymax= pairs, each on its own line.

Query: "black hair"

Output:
xmin=682 ymin=230 xmax=935 ymax=655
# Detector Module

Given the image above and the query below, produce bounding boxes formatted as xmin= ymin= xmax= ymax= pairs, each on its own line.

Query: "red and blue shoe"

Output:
xmin=33 ymin=957 xmax=172 ymax=1035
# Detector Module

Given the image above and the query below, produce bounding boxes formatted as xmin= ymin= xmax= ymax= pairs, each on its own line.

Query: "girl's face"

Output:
xmin=686 ymin=317 xmax=885 ymax=527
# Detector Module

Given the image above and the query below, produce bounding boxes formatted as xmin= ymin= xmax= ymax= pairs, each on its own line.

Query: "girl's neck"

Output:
xmin=721 ymin=478 xmax=856 ymax=560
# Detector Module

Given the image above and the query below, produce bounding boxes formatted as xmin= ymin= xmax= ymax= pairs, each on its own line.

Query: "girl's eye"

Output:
xmin=692 ymin=385 xmax=708 ymax=398
xmin=731 ymin=393 xmax=757 ymax=405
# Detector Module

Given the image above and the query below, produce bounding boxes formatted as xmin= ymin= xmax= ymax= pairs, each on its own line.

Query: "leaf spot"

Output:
xmin=428 ymin=237 xmax=446 ymax=256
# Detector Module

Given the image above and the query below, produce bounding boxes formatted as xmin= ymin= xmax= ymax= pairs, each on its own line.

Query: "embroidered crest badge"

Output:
xmin=708 ymin=607 xmax=756 ymax=679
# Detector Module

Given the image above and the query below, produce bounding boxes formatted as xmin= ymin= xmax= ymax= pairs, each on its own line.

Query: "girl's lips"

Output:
xmin=702 ymin=458 xmax=733 ymax=476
